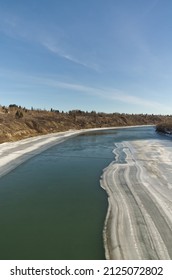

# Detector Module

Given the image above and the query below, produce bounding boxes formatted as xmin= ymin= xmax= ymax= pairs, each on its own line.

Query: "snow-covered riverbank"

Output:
xmin=101 ymin=139 xmax=172 ymax=259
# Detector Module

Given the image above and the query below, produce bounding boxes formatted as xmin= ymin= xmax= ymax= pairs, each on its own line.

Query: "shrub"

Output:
xmin=15 ymin=110 xmax=23 ymax=118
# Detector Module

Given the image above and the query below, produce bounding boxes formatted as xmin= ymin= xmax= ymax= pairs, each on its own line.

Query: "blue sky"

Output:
xmin=0 ymin=0 xmax=172 ymax=114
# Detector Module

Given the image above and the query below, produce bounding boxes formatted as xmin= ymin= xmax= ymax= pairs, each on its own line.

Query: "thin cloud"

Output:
xmin=0 ymin=69 xmax=170 ymax=112
xmin=26 ymin=74 xmax=171 ymax=111
xmin=101 ymin=89 xmax=161 ymax=109
xmin=0 ymin=13 xmax=20 ymax=38
xmin=0 ymin=12 xmax=39 ymax=42
xmin=0 ymin=11 xmax=100 ymax=72
xmin=42 ymin=41 xmax=100 ymax=71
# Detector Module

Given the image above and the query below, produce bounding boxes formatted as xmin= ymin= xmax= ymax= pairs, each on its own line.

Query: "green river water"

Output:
xmin=0 ymin=126 xmax=163 ymax=259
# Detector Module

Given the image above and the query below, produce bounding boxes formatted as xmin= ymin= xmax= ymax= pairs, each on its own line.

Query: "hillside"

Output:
xmin=0 ymin=105 xmax=171 ymax=143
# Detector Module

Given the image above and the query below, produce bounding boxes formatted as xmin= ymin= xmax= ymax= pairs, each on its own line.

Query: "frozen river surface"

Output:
xmin=101 ymin=138 xmax=172 ymax=259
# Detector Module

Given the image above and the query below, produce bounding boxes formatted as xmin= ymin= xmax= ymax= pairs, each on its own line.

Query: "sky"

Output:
xmin=0 ymin=0 xmax=172 ymax=114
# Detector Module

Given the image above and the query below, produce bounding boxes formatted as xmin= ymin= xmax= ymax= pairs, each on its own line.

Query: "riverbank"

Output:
xmin=0 ymin=130 xmax=80 ymax=178
xmin=0 ymin=125 xmax=153 ymax=178
xmin=1 ymin=104 xmax=169 ymax=143
xmin=101 ymin=139 xmax=172 ymax=259
xmin=156 ymin=122 xmax=172 ymax=135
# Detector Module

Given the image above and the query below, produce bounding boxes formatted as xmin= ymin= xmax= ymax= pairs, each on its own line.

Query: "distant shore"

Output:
xmin=1 ymin=104 xmax=169 ymax=143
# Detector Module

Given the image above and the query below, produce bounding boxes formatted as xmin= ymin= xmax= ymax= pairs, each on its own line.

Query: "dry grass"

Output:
xmin=156 ymin=122 xmax=172 ymax=134
xmin=0 ymin=105 xmax=171 ymax=143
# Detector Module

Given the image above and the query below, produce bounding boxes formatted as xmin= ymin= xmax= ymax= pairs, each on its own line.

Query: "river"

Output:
xmin=0 ymin=126 xmax=167 ymax=259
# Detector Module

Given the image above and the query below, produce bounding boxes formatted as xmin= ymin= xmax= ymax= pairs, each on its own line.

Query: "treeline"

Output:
xmin=0 ymin=104 xmax=172 ymax=143
xmin=1 ymin=104 xmax=171 ymax=119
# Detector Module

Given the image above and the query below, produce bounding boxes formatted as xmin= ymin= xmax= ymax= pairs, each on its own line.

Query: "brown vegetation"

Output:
xmin=0 ymin=104 xmax=172 ymax=143
xmin=156 ymin=122 xmax=172 ymax=134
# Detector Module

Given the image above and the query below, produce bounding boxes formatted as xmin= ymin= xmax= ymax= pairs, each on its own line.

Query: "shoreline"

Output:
xmin=0 ymin=130 xmax=80 ymax=178
xmin=101 ymin=139 xmax=172 ymax=259
xmin=0 ymin=125 xmax=153 ymax=179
